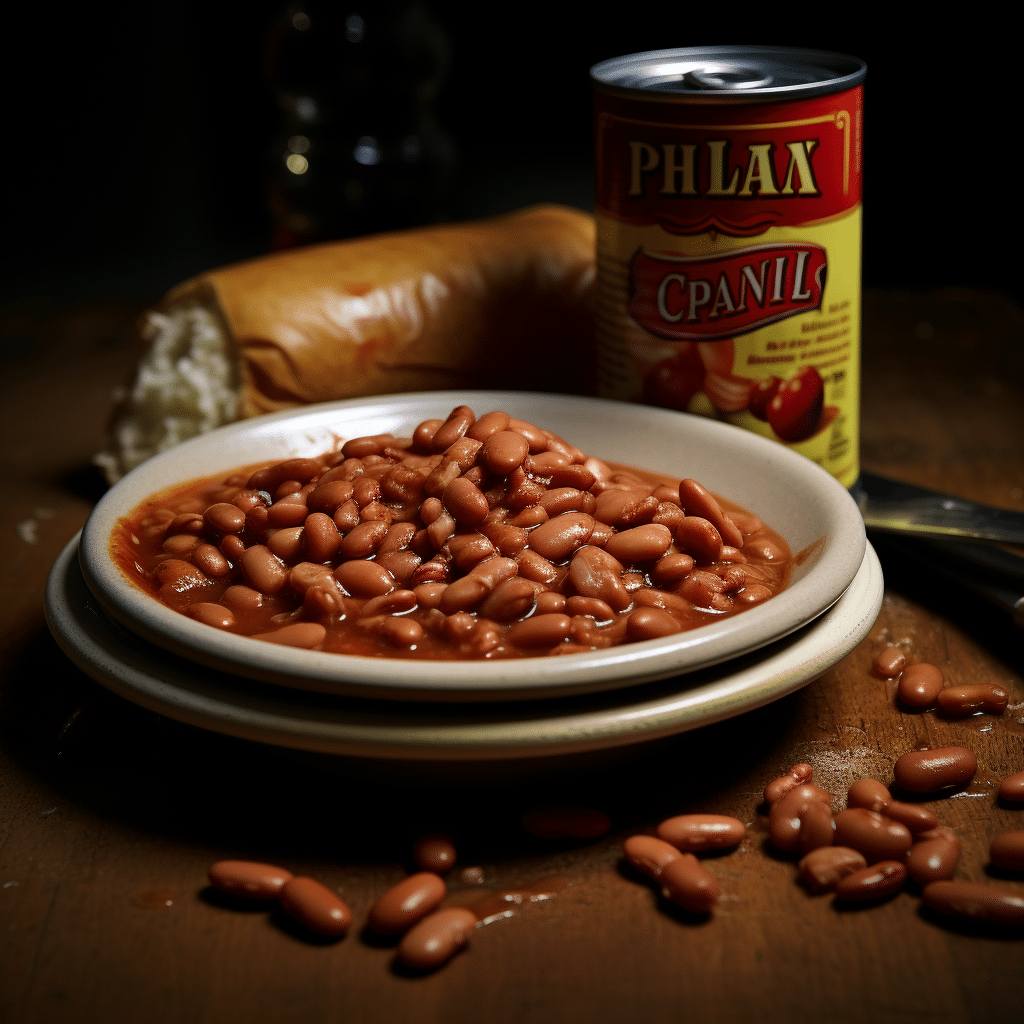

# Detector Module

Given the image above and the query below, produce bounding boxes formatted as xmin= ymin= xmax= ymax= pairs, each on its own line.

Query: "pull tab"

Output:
xmin=684 ymin=64 xmax=773 ymax=90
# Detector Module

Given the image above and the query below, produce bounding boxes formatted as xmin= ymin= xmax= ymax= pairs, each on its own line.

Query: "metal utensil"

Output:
xmin=859 ymin=472 xmax=1024 ymax=628
xmin=859 ymin=471 xmax=1024 ymax=547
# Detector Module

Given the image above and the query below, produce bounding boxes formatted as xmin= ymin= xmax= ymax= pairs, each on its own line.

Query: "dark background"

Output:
xmin=2 ymin=3 xmax=1019 ymax=306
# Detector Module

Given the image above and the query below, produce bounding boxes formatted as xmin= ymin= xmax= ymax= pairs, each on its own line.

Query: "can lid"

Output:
xmin=591 ymin=46 xmax=866 ymax=103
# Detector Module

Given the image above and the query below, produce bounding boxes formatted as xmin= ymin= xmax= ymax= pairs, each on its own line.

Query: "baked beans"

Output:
xmin=112 ymin=407 xmax=792 ymax=661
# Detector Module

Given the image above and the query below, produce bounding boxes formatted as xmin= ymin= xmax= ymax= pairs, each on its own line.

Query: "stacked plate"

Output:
xmin=46 ymin=392 xmax=881 ymax=763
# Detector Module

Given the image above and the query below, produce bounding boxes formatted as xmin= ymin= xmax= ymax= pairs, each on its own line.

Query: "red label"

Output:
xmin=627 ymin=243 xmax=827 ymax=341
xmin=594 ymin=87 xmax=862 ymax=236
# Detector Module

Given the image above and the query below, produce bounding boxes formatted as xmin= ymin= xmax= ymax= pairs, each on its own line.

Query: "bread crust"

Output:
xmin=163 ymin=204 xmax=596 ymax=416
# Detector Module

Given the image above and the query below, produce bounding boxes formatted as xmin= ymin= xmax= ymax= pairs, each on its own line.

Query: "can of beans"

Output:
xmin=591 ymin=47 xmax=866 ymax=488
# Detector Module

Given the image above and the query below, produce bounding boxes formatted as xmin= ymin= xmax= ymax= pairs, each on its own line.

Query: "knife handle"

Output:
xmin=868 ymin=531 xmax=1024 ymax=630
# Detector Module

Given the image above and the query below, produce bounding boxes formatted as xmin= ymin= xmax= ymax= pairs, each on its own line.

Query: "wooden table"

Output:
xmin=1 ymin=289 xmax=1021 ymax=1024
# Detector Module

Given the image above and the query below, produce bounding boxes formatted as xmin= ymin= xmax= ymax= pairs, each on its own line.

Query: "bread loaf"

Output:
xmin=96 ymin=204 xmax=595 ymax=481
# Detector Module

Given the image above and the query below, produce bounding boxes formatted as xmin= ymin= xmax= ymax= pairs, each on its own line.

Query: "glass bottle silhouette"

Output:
xmin=265 ymin=1 xmax=455 ymax=247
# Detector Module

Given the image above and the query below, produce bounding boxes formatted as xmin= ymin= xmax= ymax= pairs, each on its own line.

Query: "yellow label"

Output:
xmin=595 ymin=206 xmax=861 ymax=488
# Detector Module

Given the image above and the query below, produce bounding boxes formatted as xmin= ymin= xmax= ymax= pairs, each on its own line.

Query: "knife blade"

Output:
xmin=858 ymin=471 xmax=1024 ymax=547
xmin=859 ymin=471 xmax=1024 ymax=628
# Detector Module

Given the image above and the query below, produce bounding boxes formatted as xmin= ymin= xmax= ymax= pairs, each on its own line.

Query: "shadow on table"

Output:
xmin=3 ymin=618 xmax=814 ymax=867
xmin=869 ymin=532 xmax=1024 ymax=674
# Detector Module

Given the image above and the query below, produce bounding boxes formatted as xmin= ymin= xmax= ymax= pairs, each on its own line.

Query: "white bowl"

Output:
xmin=50 ymin=533 xmax=883 ymax=761
xmin=78 ymin=391 xmax=866 ymax=702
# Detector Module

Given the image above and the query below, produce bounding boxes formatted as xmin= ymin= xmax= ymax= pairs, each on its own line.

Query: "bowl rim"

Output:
xmin=52 ymin=533 xmax=883 ymax=760
xmin=79 ymin=390 xmax=866 ymax=702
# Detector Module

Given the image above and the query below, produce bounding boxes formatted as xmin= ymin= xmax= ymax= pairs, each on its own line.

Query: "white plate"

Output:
xmin=79 ymin=392 xmax=866 ymax=702
xmin=48 ymin=535 xmax=883 ymax=760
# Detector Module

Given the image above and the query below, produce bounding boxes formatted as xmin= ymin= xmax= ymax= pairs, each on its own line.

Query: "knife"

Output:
xmin=858 ymin=472 xmax=1024 ymax=628
xmin=858 ymin=471 xmax=1024 ymax=547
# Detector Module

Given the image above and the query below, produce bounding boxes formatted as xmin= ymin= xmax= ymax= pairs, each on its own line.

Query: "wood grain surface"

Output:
xmin=1 ymin=290 xmax=1021 ymax=1024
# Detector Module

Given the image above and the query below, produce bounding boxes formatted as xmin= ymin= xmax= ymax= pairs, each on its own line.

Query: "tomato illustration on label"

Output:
xmin=643 ymin=345 xmax=706 ymax=410
xmin=748 ymin=376 xmax=782 ymax=421
xmin=766 ymin=366 xmax=825 ymax=442
xmin=645 ymin=357 xmax=828 ymax=445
